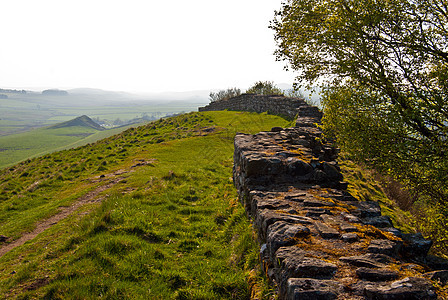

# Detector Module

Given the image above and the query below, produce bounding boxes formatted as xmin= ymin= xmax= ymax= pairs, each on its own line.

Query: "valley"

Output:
xmin=0 ymin=89 xmax=207 ymax=168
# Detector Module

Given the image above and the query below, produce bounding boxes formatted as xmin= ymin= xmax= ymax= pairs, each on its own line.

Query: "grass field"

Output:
xmin=0 ymin=122 xmax=148 ymax=169
xmin=0 ymin=90 xmax=207 ymax=168
xmin=0 ymin=111 xmax=292 ymax=299
xmin=0 ymin=91 xmax=206 ymax=136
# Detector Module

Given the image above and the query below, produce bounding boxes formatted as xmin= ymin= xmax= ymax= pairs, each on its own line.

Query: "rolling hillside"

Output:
xmin=0 ymin=115 xmax=147 ymax=169
xmin=0 ymin=111 xmax=293 ymax=299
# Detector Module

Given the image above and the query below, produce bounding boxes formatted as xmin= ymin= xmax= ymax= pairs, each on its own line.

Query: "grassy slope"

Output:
xmin=340 ymin=157 xmax=448 ymax=258
xmin=0 ymin=111 xmax=292 ymax=299
xmin=0 ymin=123 xmax=146 ymax=169
xmin=0 ymin=92 xmax=204 ymax=136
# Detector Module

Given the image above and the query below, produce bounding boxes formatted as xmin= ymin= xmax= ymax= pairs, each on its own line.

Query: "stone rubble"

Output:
xmin=231 ymin=102 xmax=448 ymax=299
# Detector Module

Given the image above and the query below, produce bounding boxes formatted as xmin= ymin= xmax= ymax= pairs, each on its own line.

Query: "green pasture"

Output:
xmin=0 ymin=123 xmax=148 ymax=169
xmin=0 ymin=92 xmax=205 ymax=136
xmin=0 ymin=111 xmax=291 ymax=299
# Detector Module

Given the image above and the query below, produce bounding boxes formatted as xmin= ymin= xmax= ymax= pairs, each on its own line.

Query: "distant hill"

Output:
xmin=42 ymin=89 xmax=68 ymax=96
xmin=49 ymin=115 xmax=105 ymax=131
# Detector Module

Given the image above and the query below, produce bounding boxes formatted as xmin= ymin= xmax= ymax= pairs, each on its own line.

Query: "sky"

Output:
xmin=1 ymin=0 xmax=296 ymax=94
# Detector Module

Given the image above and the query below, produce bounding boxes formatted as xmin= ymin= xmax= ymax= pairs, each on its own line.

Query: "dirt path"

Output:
xmin=0 ymin=179 xmax=120 ymax=258
xmin=0 ymin=159 xmax=156 ymax=258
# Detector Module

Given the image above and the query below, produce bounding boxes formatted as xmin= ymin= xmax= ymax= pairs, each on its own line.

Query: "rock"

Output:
xmin=364 ymin=277 xmax=437 ymax=300
xmin=256 ymin=210 xmax=314 ymax=238
xmin=353 ymin=201 xmax=382 ymax=218
xmin=362 ymin=216 xmax=393 ymax=228
xmin=303 ymin=199 xmax=335 ymax=207
xmin=401 ymin=233 xmax=433 ymax=258
xmin=314 ymin=221 xmax=340 ymax=239
xmin=275 ymin=246 xmax=306 ymax=267
xmin=275 ymin=247 xmax=338 ymax=279
xmin=356 ymin=267 xmax=399 ymax=281
xmin=0 ymin=235 xmax=8 ymax=243
xmin=267 ymin=221 xmax=310 ymax=256
xmin=305 ymin=208 xmax=332 ymax=217
xmin=252 ymin=197 xmax=291 ymax=213
xmin=286 ymin=278 xmax=343 ymax=300
xmin=312 ymin=169 xmax=328 ymax=183
xmin=340 ymin=223 xmax=358 ymax=232
xmin=384 ymin=227 xmax=403 ymax=238
xmin=341 ymin=212 xmax=361 ymax=223
xmin=340 ymin=254 xmax=391 ymax=268
xmin=342 ymin=233 xmax=359 ymax=242
xmin=368 ymin=239 xmax=402 ymax=256
xmin=245 ymin=155 xmax=284 ymax=176
xmin=321 ymin=162 xmax=343 ymax=181
xmin=286 ymin=157 xmax=313 ymax=176
xmin=337 ymin=181 xmax=349 ymax=189
xmin=320 ymin=214 xmax=340 ymax=225
xmin=279 ymin=151 xmax=302 ymax=158
xmin=284 ymin=193 xmax=307 ymax=200
xmin=271 ymin=126 xmax=283 ymax=132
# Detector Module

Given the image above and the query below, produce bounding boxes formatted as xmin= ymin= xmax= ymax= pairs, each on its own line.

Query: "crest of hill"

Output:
xmin=49 ymin=115 xmax=105 ymax=131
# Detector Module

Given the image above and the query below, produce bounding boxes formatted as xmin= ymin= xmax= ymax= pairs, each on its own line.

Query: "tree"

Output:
xmin=245 ymin=81 xmax=284 ymax=95
xmin=271 ymin=0 xmax=448 ymax=204
xmin=209 ymin=88 xmax=241 ymax=103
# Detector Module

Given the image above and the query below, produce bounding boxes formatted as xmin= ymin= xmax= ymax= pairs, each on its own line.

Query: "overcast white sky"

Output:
xmin=1 ymin=0 xmax=295 ymax=93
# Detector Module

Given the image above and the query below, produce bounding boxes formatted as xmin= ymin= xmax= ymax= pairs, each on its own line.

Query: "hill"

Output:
xmin=48 ymin=115 xmax=105 ymax=131
xmin=0 ymin=111 xmax=293 ymax=298
xmin=0 ymin=116 xmax=146 ymax=169
xmin=42 ymin=89 xmax=68 ymax=96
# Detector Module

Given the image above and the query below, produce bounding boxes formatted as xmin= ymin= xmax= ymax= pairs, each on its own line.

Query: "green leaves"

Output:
xmin=273 ymin=0 xmax=448 ymax=206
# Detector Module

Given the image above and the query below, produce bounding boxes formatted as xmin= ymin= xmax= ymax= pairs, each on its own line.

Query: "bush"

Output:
xmin=209 ymin=88 xmax=241 ymax=103
xmin=245 ymin=81 xmax=283 ymax=96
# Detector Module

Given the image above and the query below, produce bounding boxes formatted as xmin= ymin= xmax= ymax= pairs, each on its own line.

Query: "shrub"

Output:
xmin=245 ymin=81 xmax=283 ymax=96
xmin=209 ymin=88 xmax=241 ymax=103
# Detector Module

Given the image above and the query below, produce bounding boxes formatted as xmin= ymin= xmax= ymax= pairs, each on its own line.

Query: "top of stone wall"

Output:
xmin=198 ymin=93 xmax=311 ymax=120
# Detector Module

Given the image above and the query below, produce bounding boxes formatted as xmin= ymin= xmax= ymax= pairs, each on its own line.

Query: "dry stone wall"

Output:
xmin=199 ymin=94 xmax=313 ymax=120
xmin=230 ymin=104 xmax=448 ymax=299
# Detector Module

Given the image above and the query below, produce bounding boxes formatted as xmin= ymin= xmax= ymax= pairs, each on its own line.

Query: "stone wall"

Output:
xmin=198 ymin=94 xmax=311 ymax=120
xmin=232 ymin=106 xmax=448 ymax=299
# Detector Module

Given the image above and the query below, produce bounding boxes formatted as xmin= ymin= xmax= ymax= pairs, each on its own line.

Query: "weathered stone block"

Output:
xmin=321 ymin=162 xmax=343 ymax=181
xmin=286 ymin=157 xmax=313 ymax=176
xmin=368 ymin=239 xmax=402 ymax=257
xmin=356 ymin=267 xmax=399 ymax=281
xmin=362 ymin=216 xmax=393 ymax=228
xmin=303 ymin=199 xmax=335 ymax=208
xmin=401 ymin=233 xmax=433 ymax=258
xmin=364 ymin=277 xmax=437 ymax=300
xmin=245 ymin=155 xmax=284 ymax=176
xmin=342 ymin=233 xmax=359 ymax=242
xmin=314 ymin=221 xmax=340 ymax=239
xmin=286 ymin=278 xmax=343 ymax=300
xmin=255 ymin=210 xmax=314 ymax=239
xmin=267 ymin=221 xmax=310 ymax=256
xmin=353 ymin=201 xmax=382 ymax=218
xmin=340 ymin=254 xmax=390 ymax=268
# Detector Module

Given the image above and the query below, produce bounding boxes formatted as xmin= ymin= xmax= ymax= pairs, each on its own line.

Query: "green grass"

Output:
xmin=339 ymin=156 xmax=416 ymax=234
xmin=0 ymin=92 xmax=204 ymax=136
xmin=0 ymin=122 xmax=149 ymax=169
xmin=0 ymin=111 xmax=291 ymax=299
xmin=340 ymin=155 xmax=448 ymax=260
